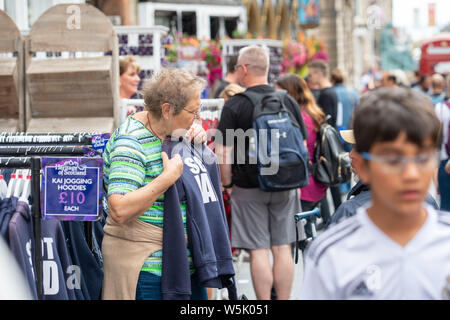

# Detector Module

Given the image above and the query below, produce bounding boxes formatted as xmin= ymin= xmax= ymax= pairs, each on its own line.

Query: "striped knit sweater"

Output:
xmin=102 ymin=116 xmax=193 ymax=276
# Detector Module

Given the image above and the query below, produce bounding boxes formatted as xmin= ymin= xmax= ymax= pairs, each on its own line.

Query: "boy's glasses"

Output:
xmin=361 ymin=151 xmax=439 ymax=174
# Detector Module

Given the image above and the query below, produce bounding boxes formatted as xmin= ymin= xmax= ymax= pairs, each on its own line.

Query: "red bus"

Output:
xmin=419 ymin=33 xmax=450 ymax=76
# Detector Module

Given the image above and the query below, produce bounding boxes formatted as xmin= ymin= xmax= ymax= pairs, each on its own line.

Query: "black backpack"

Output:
xmin=237 ymin=89 xmax=310 ymax=192
xmin=312 ymin=116 xmax=351 ymax=186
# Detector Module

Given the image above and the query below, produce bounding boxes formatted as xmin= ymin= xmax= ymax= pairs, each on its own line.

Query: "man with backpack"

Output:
xmin=214 ymin=45 xmax=309 ymax=300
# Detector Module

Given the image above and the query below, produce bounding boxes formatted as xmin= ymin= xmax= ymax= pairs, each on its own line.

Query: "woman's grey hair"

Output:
xmin=142 ymin=68 xmax=206 ymax=118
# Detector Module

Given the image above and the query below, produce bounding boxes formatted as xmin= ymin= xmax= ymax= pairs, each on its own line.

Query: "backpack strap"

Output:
xmin=236 ymin=89 xmax=288 ymax=121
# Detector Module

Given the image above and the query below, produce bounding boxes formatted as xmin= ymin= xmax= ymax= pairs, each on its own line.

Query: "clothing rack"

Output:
xmin=0 ymin=132 xmax=102 ymax=300
xmin=0 ymin=133 xmax=93 ymax=145
xmin=0 ymin=145 xmax=88 ymax=156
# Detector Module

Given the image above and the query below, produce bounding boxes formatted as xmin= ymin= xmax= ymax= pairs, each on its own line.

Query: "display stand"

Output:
xmin=114 ymin=25 xmax=169 ymax=92
xmin=24 ymin=3 xmax=120 ymax=134
xmin=220 ymin=39 xmax=283 ymax=84
xmin=0 ymin=9 xmax=25 ymax=132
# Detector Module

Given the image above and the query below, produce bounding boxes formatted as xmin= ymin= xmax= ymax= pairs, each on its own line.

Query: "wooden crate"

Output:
xmin=25 ymin=3 xmax=119 ymax=134
xmin=0 ymin=9 xmax=24 ymax=132
xmin=27 ymin=56 xmax=113 ymax=118
xmin=0 ymin=58 xmax=18 ymax=117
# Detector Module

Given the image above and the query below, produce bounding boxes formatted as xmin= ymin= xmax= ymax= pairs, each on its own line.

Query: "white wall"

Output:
xmin=138 ymin=2 xmax=246 ymax=40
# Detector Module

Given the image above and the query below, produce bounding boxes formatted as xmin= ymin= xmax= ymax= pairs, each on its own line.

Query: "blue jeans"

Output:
xmin=135 ymin=271 xmax=208 ymax=300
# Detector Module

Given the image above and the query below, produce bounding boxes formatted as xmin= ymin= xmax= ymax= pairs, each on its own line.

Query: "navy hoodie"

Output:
xmin=61 ymin=221 xmax=104 ymax=300
xmin=8 ymin=201 xmax=77 ymax=300
xmin=161 ymin=138 xmax=237 ymax=300
xmin=0 ymin=196 xmax=18 ymax=244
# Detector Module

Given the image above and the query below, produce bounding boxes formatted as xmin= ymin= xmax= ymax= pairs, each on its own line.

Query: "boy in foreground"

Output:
xmin=297 ymin=87 xmax=450 ymax=299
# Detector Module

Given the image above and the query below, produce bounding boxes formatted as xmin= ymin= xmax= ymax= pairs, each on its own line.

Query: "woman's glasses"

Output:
xmin=182 ymin=104 xmax=204 ymax=120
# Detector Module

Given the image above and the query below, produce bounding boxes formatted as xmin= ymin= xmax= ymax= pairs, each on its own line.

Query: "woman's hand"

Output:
xmin=186 ymin=121 xmax=207 ymax=144
xmin=445 ymin=159 xmax=450 ymax=174
xmin=161 ymin=151 xmax=183 ymax=183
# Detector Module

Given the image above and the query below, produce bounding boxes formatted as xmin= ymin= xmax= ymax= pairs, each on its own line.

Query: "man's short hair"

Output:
xmin=353 ymin=87 xmax=442 ymax=153
xmin=431 ymin=73 xmax=444 ymax=89
xmin=238 ymin=45 xmax=269 ymax=76
xmin=308 ymin=60 xmax=329 ymax=78
xmin=331 ymin=68 xmax=344 ymax=84
xmin=226 ymin=54 xmax=238 ymax=74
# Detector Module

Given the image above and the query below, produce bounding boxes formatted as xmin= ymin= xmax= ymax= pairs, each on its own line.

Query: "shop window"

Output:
xmin=182 ymin=11 xmax=196 ymax=36
xmin=210 ymin=16 xmax=220 ymax=40
xmin=155 ymin=10 xmax=177 ymax=33
xmin=225 ymin=17 xmax=238 ymax=37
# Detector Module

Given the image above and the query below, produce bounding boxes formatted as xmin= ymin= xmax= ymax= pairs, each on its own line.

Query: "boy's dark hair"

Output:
xmin=227 ymin=54 xmax=238 ymax=74
xmin=353 ymin=87 xmax=442 ymax=153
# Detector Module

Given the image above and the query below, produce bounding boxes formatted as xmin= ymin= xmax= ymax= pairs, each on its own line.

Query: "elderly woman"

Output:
xmin=101 ymin=68 xmax=207 ymax=300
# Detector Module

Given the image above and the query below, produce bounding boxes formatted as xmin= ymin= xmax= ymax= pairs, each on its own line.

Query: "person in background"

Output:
xmin=430 ymin=73 xmax=446 ymax=105
xmin=119 ymin=55 xmax=142 ymax=116
xmin=445 ymin=74 xmax=450 ymax=100
xmin=380 ymin=72 xmax=398 ymax=88
xmin=307 ymin=59 xmax=341 ymax=223
xmin=219 ymin=83 xmax=245 ymax=101
xmin=412 ymin=74 xmax=432 ymax=97
xmin=101 ymin=68 xmax=208 ymax=300
xmin=330 ymin=69 xmax=359 ymax=152
xmin=305 ymin=74 xmax=321 ymax=101
xmin=120 ymin=55 xmax=141 ymax=100
xmin=434 ymin=99 xmax=450 ymax=211
xmin=275 ymin=74 xmax=328 ymax=212
xmin=331 ymin=68 xmax=359 ymax=195
xmin=214 ymin=55 xmax=239 ymax=98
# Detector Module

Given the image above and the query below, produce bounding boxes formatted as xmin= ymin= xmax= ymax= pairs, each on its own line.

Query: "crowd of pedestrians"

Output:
xmin=2 ymin=44 xmax=449 ymax=301
xmin=211 ymin=46 xmax=450 ymax=300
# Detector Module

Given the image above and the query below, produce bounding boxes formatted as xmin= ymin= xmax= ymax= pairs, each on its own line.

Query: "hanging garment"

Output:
xmin=8 ymin=200 xmax=38 ymax=299
xmin=61 ymin=221 xmax=104 ymax=300
xmin=161 ymin=138 xmax=237 ymax=300
xmin=0 ymin=196 xmax=18 ymax=244
xmin=8 ymin=201 xmax=77 ymax=300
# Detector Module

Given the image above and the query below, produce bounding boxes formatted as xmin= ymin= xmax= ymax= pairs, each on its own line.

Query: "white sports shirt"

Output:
xmin=297 ymin=204 xmax=450 ymax=300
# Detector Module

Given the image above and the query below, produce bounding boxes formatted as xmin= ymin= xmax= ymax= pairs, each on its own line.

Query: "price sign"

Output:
xmin=41 ymin=157 xmax=103 ymax=221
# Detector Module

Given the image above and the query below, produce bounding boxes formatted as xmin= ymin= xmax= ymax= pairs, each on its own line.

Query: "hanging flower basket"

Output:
xmin=281 ymin=33 xmax=329 ymax=78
